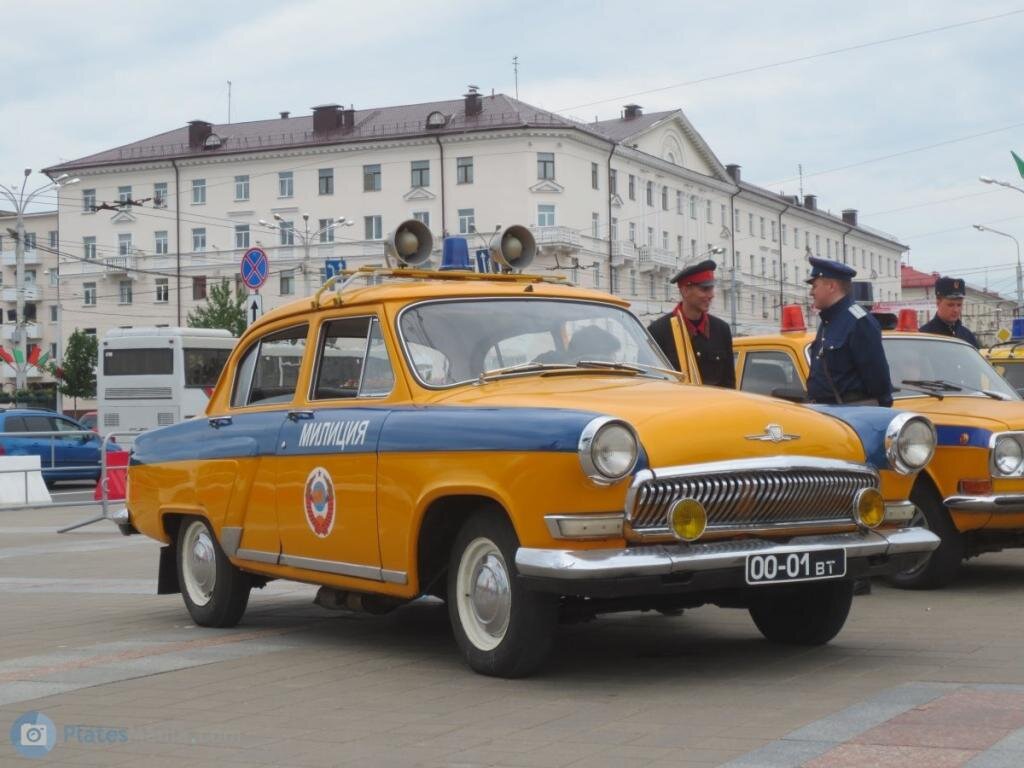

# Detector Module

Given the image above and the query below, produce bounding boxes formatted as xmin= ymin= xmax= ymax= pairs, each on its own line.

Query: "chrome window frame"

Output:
xmin=308 ymin=314 xmax=395 ymax=402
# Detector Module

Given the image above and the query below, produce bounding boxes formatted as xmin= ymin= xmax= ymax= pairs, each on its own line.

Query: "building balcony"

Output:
xmin=2 ymin=249 xmax=41 ymax=267
xmin=102 ymin=255 xmax=136 ymax=275
xmin=0 ymin=323 xmax=42 ymax=342
xmin=1 ymin=285 xmax=41 ymax=302
xmin=531 ymin=226 xmax=580 ymax=253
xmin=611 ymin=240 xmax=636 ymax=267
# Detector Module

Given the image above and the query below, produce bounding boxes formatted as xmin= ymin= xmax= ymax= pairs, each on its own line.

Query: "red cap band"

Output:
xmin=680 ymin=269 xmax=714 ymax=285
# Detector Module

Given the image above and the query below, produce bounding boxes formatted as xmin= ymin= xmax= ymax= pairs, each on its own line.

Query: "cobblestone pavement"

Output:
xmin=3 ymin=505 xmax=1024 ymax=767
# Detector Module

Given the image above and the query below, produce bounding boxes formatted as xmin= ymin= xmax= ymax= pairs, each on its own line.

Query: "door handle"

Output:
xmin=288 ymin=410 xmax=315 ymax=422
xmin=208 ymin=416 xmax=233 ymax=429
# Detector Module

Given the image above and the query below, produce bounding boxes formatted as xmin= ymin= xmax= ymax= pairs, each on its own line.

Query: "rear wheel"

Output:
xmin=176 ymin=517 xmax=251 ymax=627
xmin=447 ymin=511 xmax=557 ymax=678
xmin=749 ymin=579 xmax=854 ymax=645
xmin=887 ymin=482 xmax=963 ymax=590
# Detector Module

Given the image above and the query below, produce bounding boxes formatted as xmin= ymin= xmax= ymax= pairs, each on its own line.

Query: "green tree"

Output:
xmin=187 ymin=279 xmax=246 ymax=337
xmin=61 ymin=329 xmax=98 ymax=413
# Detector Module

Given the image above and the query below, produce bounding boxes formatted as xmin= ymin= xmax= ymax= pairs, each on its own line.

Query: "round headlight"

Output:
xmin=854 ymin=487 xmax=885 ymax=529
xmin=579 ymin=418 xmax=639 ymax=484
xmin=669 ymin=498 xmax=707 ymax=541
xmin=993 ymin=435 xmax=1024 ymax=476
xmin=885 ymin=413 xmax=936 ymax=475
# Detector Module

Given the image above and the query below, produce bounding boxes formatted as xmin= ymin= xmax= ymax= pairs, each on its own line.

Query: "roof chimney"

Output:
xmin=340 ymin=104 xmax=355 ymax=130
xmin=312 ymin=104 xmax=342 ymax=136
xmin=803 ymin=194 xmax=817 ymax=211
xmin=188 ymin=120 xmax=213 ymax=150
xmin=842 ymin=209 xmax=858 ymax=226
xmin=623 ymin=103 xmax=643 ymax=120
xmin=464 ymin=86 xmax=482 ymax=117
xmin=726 ymin=164 xmax=741 ymax=182
xmin=280 ymin=111 xmax=290 ymax=119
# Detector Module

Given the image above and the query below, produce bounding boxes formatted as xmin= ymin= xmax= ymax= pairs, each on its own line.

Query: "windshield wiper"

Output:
xmin=573 ymin=359 xmax=683 ymax=380
xmin=903 ymin=378 xmax=1008 ymax=400
xmin=898 ymin=380 xmax=945 ymax=400
xmin=478 ymin=362 xmax=576 ymax=383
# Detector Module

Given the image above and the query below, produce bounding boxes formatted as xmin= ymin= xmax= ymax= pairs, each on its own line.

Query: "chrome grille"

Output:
xmin=626 ymin=460 xmax=878 ymax=537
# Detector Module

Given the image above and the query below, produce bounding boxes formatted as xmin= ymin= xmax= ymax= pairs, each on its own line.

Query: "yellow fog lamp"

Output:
xmin=854 ymin=488 xmax=885 ymax=529
xmin=668 ymin=498 xmax=707 ymax=541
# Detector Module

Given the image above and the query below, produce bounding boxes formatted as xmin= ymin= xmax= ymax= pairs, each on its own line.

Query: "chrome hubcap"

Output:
xmin=898 ymin=505 xmax=931 ymax=577
xmin=182 ymin=522 xmax=216 ymax=607
xmin=457 ymin=538 xmax=511 ymax=651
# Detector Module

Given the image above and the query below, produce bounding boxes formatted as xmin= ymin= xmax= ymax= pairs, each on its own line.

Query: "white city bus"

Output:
xmin=97 ymin=327 xmax=237 ymax=435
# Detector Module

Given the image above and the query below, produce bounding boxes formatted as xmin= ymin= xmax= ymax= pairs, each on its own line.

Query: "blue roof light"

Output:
xmin=440 ymin=237 xmax=471 ymax=271
xmin=1012 ymin=318 xmax=1024 ymax=340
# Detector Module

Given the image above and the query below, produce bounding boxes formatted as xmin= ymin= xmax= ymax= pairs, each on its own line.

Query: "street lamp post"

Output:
xmin=0 ymin=170 xmax=78 ymax=392
xmin=973 ymin=223 xmax=1022 ymax=313
xmin=980 ymin=175 xmax=1024 ymax=196
xmin=258 ymin=214 xmax=352 ymax=297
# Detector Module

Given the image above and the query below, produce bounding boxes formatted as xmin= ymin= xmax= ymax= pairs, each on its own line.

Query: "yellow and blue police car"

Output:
xmin=727 ymin=305 xmax=1024 ymax=590
xmin=123 ymin=222 xmax=938 ymax=677
xmin=982 ymin=319 xmax=1024 ymax=397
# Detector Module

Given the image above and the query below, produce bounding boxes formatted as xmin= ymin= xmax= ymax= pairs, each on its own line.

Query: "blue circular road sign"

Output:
xmin=240 ymin=247 xmax=269 ymax=290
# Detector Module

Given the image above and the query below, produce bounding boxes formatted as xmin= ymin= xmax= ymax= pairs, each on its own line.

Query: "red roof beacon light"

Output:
xmin=897 ymin=308 xmax=918 ymax=332
xmin=780 ymin=304 xmax=807 ymax=333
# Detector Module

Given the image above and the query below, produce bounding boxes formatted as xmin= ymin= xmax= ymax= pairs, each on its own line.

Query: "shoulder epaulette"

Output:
xmin=849 ymin=304 xmax=867 ymax=319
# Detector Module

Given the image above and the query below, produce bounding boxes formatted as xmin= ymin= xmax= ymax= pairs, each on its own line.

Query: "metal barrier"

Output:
xmin=58 ymin=431 xmax=141 ymax=533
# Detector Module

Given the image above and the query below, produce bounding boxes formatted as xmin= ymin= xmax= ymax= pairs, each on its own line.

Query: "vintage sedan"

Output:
xmin=731 ymin=307 xmax=1024 ymax=589
xmin=123 ymin=234 xmax=938 ymax=677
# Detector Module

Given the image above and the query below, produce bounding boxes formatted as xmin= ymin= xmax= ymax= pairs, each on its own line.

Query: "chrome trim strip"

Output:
xmin=381 ymin=569 xmax=408 ymax=585
xmin=279 ymin=554 xmax=383 ymax=581
xmin=219 ymin=526 xmax=243 ymax=557
xmin=545 ymin=513 xmax=625 ymax=540
xmin=944 ymin=493 xmax=1024 ymax=513
xmin=884 ymin=501 xmax=916 ymax=523
xmin=235 ymin=548 xmax=279 ymax=565
xmin=515 ymin=527 xmax=940 ymax=581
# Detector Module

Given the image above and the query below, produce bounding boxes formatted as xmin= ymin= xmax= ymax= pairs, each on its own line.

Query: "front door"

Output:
xmin=275 ymin=314 xmax=395 ymax=582
xmin=669 ymin=313 xmax=702 ymax=384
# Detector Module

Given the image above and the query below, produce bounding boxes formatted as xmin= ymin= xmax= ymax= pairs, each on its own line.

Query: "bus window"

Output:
xmin=184 ymin=347 xmax=231 ymax=388
xmin=103 ymin=347 xmax=173 ymax=376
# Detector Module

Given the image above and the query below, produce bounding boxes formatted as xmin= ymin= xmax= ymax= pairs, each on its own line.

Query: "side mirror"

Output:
xmin=771 ymin=387 xmax=808 ymax=403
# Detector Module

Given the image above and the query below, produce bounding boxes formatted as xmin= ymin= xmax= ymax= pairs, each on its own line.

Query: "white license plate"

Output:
xmin=745 ymin=548 xmax=846 ymax=585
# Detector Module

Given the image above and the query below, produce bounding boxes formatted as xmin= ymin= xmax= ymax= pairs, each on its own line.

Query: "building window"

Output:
xmin=458 ymin=208 xmax=475 ymax=234
xmin=278 ymin=171 xmax=294 ymax=198
xmin=318 ymin=168 xmax=334 ymax=195
xmin=759 ymin=217 xmax=765 ymax=239
xmin=279 ymin=221 xmax=295 ymax=245
xmin=49 ymin=269 xmax=57 ymax=287
xmin=235 ymin=224 xmax=250 ymax=250
xmin=630 ymin=269 xmax=637 ymax=295
xmin=319 ymin=219 xmax=335 ymax=243
xmin=118 ymin=185 xmax=132 ymax=205
xmin=748 ymin=213 xmax=754 ymax=235
xmin=280 ymin=270 xmax=294 ymax=295
xmin=537 ymin=204 xmax=555 ymax=227
xmin=628 ymin=174 xmax=635 ymax=200
xmin=413 ymin=211 xmax=430 ymax=227
xmin=611 ymin=217 xmax=618 ymax=240
xmin=721 ymin=204 xmax=727 ymax=224
xmin=457 ymin=156 xmax=474 ymax=184
xmin=677 ymin=236 xmax=683 ymax=257
xmin=609 ymin=169 xmax=617 ymax=195
xmin=118 ymin=280 xmax=132 ymax=305
xmin=706 ymin=200 xmax=712 ymax=223
xmin=83 ymin=236 xmax=96 ymax=260
xmin=49 ymin=304 xmax=58 ymax=322
xmin=192 ymin=228 xmax=206 ymax=252
xmin=662 ymin=186 xmax=669 ymax=211
xmin=82 ymin=189 xmax=96 ymax=212
xmin=761 ymin=256 xmax=766 ymax=275
xmin=646 ymin=181 xmax=654 ymax=206
xmin=83 ymin=282 xmax=96 ymax=306
xmin=23 ymin=233 xmax=36 ymax=251
xmin=44 ymin=232 xmax=53 ymax=250
xmin=629 ymin=222 xmax=636 ymax=242
xmin=662 ymin=231 xmax=669 ymax=250
xmin=363 ymin=164 xmax=381 ymax=191
xmin=676 ymin=190 xmax=683 ymax=214
xmin=815 ymin=235 xmax=821 ymax=256
xmin=193 ymin=276 xmax=207 ymax=300
xmin=690 ymin=239 xmax=697 ymax=258
xmin=234 ymin=175 xmax=249 ymax=201
xmin=537 ymin=152 xmax=555 ymax=180
xmin=827 ymin=239 xmax=832 ymax=258
xmin=191 ymin=179 xmax=206 ymax=204
xmin=591 ymin=162 xmax=600 ymax=190
xmin=690 ymin=195 xmax=697 ymax=219
xmin=771 ymin=221 xmax=777 ymax=242
xmin=647 ymin=227 xmax=654 ymax=246
xmin=592 ymin=212 xmax=600 ymax=238
xmin=118 ymin=233 xmax=132 ymax=256
xmin=364 ymin=215 xmax=382 ymax=240
xmin=155 ymin=278 xmax=168 ymax=303
xmin=781 ymin=223 xmax=787 ymax=245
xmin=155 ymin=231 xmax=168 ymax=255
xmin=411 ymin=160 xmax=430 ymax=188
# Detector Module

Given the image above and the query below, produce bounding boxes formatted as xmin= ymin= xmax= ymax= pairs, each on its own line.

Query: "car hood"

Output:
xmin=428 ymin=375 xmax=865 ymax=468
xmin=895 ymin=396 xmax=1024 ymax=432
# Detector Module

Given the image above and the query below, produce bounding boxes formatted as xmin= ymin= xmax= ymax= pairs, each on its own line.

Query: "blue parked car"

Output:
xmin=0 ymin=408 xmax=121 ymax=486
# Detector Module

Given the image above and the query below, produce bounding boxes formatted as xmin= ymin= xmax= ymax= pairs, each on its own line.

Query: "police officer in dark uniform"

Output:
xmin=806 ymin=257 xmax=893 ymax=407
xmin=919 ymin=276 xmax=980 ymax=348
xmin=648 ymin=260 xmax=735 ymax=388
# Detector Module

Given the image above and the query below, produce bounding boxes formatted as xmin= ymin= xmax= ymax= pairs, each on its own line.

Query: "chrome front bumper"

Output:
xmin=944 ymin=494 xmax=1024 ymax=513
xmin=515 ymin=527 xmax=939 ymax=581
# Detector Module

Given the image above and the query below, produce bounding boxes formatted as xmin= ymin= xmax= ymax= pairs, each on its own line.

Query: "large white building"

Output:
xmin=36 ymin=88 xmax=907 ymax=378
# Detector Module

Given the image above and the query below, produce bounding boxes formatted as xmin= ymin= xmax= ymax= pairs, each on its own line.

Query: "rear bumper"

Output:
xmin=515 ymin=527 xmax=938 ymax=597
xmin=944 ymin=494 xmax=1024 ymax=514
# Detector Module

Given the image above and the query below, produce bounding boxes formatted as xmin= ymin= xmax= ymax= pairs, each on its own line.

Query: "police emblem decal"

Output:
xmin=745 ymin=424 xmax=800 ymax=443
xmin=304 ymin=467 xmax=336 ymax=537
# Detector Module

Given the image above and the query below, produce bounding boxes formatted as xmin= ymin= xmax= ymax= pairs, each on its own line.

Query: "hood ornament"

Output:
xmin=745 ymin=424 xmax=800 ymax=443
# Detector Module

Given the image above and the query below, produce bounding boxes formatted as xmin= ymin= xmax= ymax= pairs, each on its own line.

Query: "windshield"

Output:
xmin=990 ymin=360 xmax=1024 ymax=396
xmin=398 ymin=298 xmax=672 ymax=388
xmin=883 ymin=337 xmax=1019 ymax=400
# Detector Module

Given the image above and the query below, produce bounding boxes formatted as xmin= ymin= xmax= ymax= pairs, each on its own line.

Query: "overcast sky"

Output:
xmin=4 ymin=0 xmax=1023 ymax=296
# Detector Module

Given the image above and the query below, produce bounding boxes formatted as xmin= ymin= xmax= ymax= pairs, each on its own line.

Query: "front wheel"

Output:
xmin=887 ymin=482 xmax=963 ymax=590
xmin=176 ymin=517 xmax=251 ymax=627
xmin=749 ymin=579 xmax=854 ymax=645
xmin=447 ymin=511 xmax=557 ymax=678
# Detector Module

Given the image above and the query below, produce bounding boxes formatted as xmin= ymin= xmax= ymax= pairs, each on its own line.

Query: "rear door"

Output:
xmin=21 ymin=415 xmax=54 ymax=469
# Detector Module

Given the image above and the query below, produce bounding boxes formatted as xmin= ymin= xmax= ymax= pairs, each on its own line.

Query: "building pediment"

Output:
xmin=529 ymin=179 xmax=564 ymax=193
xmin=610 ymin=193 xmax=624 ymax=209
xmin=110 ymin=210 xmax=136 ymax=224
xmin=402 ymin=187 xmax=436 ymax=201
